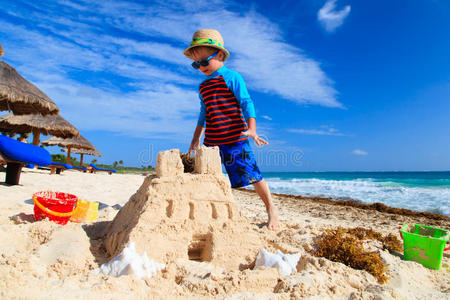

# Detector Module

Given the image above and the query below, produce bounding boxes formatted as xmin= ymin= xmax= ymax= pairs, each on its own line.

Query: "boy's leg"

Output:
xmin=252 ymin=179 xmax=280 ymax=231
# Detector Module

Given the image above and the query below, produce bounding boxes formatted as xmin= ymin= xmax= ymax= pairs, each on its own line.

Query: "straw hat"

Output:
xmin=184 ymin=29 xmax=230 ymax=61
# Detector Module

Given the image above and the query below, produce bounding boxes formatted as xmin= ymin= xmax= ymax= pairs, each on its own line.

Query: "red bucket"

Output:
xmin=33 ymin=191 xmax=78 ymax=225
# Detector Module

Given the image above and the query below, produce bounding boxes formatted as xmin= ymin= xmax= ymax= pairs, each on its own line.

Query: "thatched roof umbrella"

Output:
xmin=41 ymin=135 xmax=96 ymax=165
xmin=0 ymin=44 xmax=59 ymax=115
xmin=0 ymin=113 xmax=80 ymax=145
xmin=61 ymin=146 xmax=102 ymax=166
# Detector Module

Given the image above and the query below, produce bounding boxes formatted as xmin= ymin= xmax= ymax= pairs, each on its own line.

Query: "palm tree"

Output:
xmin=91 ymin=158 xmax=97 ymax=164
xmin=113 ymin=161 xmax=118 ymax=168
xmin=119 ymin=160 xmax=123 ymax=165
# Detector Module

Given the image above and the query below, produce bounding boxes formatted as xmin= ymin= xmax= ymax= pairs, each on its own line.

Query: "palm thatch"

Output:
xmin=61 ymin=147 xmax=102 ymax=157
xmin=41 ymin=135 xmax=96 ymax=150
xmin=0 ymin=44 xmax=59 ymax=115
xmin=41 ymin=135 xmax=98 ymax=166
xmin=0 ymin=113 xmax=80 ymax=141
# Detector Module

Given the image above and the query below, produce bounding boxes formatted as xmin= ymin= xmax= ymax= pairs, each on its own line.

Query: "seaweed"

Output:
xmin=180 ymin=153 xmax=195 ymax=173
xmin=338 ymin=227 xmax=403 ymax=253
xmin=381 ymin=233 xmax=403 ymax=252
xmin=311 ymin=228 xmax=390 ymax=283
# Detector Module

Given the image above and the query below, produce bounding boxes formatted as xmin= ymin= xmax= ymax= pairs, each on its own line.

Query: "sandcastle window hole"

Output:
xmin=188 ymin=233 xmax=212 ymax=262
xmin=166 ymin=200 xmax=174 ymax=217
xmin=227 ymin=204 xmax=233 ymax=219
xmin=189 ymin=202 xmax=195 ymax=220
xmin=210 ymin=203 xmax=218 ymax=219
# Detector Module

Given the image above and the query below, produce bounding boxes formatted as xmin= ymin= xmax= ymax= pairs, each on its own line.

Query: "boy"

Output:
xmin=184 ymin=29 xmax=280 ymax=231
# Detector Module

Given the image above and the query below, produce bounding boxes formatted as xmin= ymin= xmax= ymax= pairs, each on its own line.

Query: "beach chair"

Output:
xmin=46 ymin=162 xmax=73 ymax=175
xmin=89 ymin=163 xmax=116 ymax=175
xmin=29 ymin=161 xmax=72 ymax=174
xmin=0 ymin=135 xmax=51 ymax=185
xmin=72 ymin=166 xmax=88 ymax=172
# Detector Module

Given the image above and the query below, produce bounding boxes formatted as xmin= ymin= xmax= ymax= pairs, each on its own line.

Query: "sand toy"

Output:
xmin=70 ymin=199 xmax=99 ymax=223
xmin=33 ymin=191 xmax=78 ymax=225
xmin=400 ymin=224 xmax=450 ymax=270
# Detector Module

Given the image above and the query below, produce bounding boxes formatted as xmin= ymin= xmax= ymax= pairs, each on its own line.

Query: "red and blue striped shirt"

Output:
xmin=197 ymin=66 xmax=256 ymax=146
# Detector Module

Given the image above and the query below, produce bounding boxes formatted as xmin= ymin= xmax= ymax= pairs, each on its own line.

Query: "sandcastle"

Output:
xmin=103 ymin=146 xmax=263 ymax=270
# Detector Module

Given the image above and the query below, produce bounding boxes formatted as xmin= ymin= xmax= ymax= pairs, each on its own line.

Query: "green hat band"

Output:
xmin=190 ymin=38 xmax=224 ymax=48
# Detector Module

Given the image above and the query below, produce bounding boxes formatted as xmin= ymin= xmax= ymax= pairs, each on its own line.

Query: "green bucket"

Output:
xmin=400 ymin=224 xmax=450 ymax=270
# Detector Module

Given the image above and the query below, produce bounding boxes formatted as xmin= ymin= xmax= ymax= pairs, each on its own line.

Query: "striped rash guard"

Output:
xmin=197 ymin=65 xmax=256 ymax=146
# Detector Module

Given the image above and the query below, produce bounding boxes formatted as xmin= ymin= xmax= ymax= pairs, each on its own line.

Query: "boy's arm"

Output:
xmin=189 ymin=125 xmax=205 ymax=156
xmin=197 ymin=94 xmax=206 ymax=127
xmin=189 ymin=95 xmax=206 ymax=155
xmin=229 ymin=73 xmax=256 ymax=121
xmin=228 ymin=72 xmax=268 ymax=146
xmin=243 ymin=117 xmax=268 ymax=146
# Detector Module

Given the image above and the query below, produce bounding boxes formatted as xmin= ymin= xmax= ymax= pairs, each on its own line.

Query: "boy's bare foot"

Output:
xmin=267 ymin=205 xmax=280 ymax=231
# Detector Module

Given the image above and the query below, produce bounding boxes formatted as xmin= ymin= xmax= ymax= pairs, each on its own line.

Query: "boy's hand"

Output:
xmin=242 ymin=129 xmax=268 ymax=146
xmin=188 ymin=139 xmax=200 ymax=156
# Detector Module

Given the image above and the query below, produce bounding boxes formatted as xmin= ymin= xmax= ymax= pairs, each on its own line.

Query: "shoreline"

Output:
xmin=238 ymin=188 xmax=450 ymax=221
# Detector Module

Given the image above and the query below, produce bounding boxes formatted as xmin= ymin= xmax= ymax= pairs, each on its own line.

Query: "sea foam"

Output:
xmin=264 ymin=177 xmax=450 ymax=216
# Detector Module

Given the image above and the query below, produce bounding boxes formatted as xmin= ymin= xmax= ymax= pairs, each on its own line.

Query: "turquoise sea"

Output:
xmin=259 ymin=172 xmax=450 ymax=216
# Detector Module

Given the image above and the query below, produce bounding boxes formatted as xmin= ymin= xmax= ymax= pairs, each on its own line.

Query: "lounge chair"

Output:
xmin=89 ymin=163 xmax=116 ymax=175
xmin=46 ymin=162 xmax=73 ymax=174
xmin=25 ymin=162 xmax=71 ymax=175
xmin=0 ymin=135 xmax=51 ymax=185
xmin=72 ymin=166 xmax=88 ymax=172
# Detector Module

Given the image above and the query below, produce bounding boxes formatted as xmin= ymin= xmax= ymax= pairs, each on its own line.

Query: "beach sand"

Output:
xmin=0 ymin=168 xmax=449 ymax=299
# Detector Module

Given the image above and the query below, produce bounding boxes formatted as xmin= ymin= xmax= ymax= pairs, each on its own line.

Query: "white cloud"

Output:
xmin=37 ymin=76 xmax=199 ymax=140
xmin=318 ymin=0 xmax=351 ymax=32
xmin=261 ymin=115 xmax=272 ymax=121
xmin=352 ymin=149 xmax=368 ymax=156
xmin=1 ymin=0 xmax=342 ymax=140
xmin=288 ymin=126 xmax=347 ymax=136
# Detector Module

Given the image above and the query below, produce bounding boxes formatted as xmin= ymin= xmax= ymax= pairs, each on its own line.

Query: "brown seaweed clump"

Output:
xmin=338 ymin=227 xmax=403 ymax=252
xmin=311 ymin=228 xmax=388 ymax=283
xmin=180 ymin=153 xmax=195 ymax=173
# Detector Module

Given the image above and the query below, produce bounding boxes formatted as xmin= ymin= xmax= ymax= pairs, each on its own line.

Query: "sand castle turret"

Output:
xmin=103 ymin=146 xmax=263 ymax=270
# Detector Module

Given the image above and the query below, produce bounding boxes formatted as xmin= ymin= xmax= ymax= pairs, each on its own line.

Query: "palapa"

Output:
xmin=61 ymin=146 xmax=101 ymax=166
xmin=62 ymin=147 xmax=101 ymax=157
xmin=0 ymin=113 xmax=80 ymax=145
xmin=41 ymin=135 xmax=97 ymax=165
xmin=0 ymin=44 xmax=59 ymax=115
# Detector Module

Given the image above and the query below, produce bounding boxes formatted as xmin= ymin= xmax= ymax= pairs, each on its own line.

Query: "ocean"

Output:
xmin=259 ymin=171 xmax=450 ymax=217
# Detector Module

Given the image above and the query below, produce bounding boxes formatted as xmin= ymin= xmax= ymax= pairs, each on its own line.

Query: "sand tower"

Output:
xmin=103 ymin=146 xmax=263 ymax=270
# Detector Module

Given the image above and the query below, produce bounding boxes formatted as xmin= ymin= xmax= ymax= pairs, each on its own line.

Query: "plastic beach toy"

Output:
xmin=400 ymin=224 xmax=450 ymax=270
xmin=70 ymin=199 xmax=99 ymax=223
xmin=33 ymin=191 xmax=78 ymax=225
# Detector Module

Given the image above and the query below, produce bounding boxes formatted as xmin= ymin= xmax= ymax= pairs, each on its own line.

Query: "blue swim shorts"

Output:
xmin=208 ymin=139 xmax=263 ymax=188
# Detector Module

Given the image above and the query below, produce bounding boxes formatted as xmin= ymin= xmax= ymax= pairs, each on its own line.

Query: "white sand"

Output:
xmin=0 ymin=168 xmax=449 ymax=299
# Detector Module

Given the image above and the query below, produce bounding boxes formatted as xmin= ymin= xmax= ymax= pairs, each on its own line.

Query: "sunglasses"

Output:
xmin=191 ymin=51 xmax=218 ymax=69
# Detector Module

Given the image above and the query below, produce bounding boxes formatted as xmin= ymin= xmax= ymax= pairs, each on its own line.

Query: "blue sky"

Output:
xmin=1 ymin=0 xmax=449 ymax=171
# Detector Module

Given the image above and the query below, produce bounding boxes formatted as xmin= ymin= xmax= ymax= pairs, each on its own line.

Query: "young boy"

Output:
xmin=184 ymin=29 xmax=280 ymax=231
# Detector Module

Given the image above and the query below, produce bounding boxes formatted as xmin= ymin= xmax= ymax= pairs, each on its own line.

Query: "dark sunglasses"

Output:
xmin=191 ymin=51 xmax=218 ymax=69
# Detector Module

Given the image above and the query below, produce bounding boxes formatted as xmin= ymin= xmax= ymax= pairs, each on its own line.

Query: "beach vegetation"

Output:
xmin=311 ymin=227 xmax=394 ymax=283
xmin=337 ymin=227 xmax=403 ymax=252
xmin=91 ymin=162 xmax=154 ymax=174
xmin=51 ymin=154 xmax=77 ymax=165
